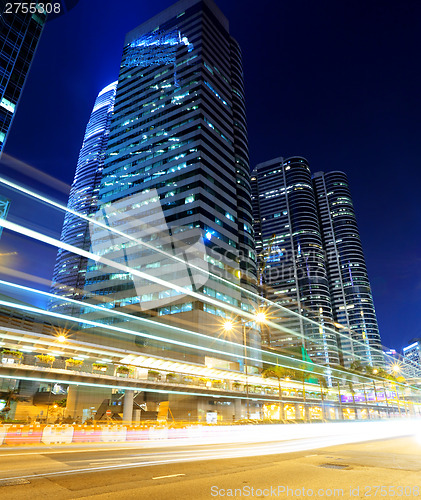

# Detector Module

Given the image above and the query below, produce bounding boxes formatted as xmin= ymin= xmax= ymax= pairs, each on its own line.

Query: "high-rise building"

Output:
xmin=313 ymin=171 xmax=383 ymax=367
xmin=0 ymin=5 xmax=47 ymax=154
xmin=403 ymin=340 xmax=421 ymax=376
xmin=51 ymin=82 xmax=117 ymax=314
xmin=251 ymin=157 xmax=339 ymax=366
xmin=80 ymin=0 xmax=258 ymax=369
xmin=252 ymin=157 xmax=384 ymax=368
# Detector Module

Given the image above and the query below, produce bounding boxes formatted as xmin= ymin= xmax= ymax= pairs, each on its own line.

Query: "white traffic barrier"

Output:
xmin=41 ymin=425 xmax=74 ymax=445
xmin=101 ymin=425 xmax=127 ymax=442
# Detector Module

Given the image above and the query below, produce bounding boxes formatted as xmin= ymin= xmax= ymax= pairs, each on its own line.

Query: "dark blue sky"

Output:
xmin=2 ymin=0 xmax=421 ymax=350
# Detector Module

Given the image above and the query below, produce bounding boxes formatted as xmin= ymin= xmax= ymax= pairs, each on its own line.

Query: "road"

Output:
xmin=0 ymin=434 xmax=420 ymax=498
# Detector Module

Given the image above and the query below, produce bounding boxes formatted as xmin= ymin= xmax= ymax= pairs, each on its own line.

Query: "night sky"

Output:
xmin=1 ymin=0 xmax=420 ymax=350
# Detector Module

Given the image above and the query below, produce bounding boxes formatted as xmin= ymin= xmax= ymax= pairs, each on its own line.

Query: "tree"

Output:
xmin=290 ymin=367 xmax=313 ymax=420
xmin=313 ymin=374 xmax=328 ymax=420
xmin=262 ymin=365 xmax=292 ymax=421
xmin=350 ymin=360 xmax=364 ymax=373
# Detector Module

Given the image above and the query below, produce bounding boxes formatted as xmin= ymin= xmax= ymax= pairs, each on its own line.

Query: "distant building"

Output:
xmin=403 ymin=340 xmax=421 ymax=375
xmin=0 ymin=6 xmax=47 ymax=154
xmin=50 ymin=82 xmax=117 ymax=314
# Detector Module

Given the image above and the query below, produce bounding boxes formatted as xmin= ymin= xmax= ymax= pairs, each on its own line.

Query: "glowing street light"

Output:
xmin=255 ymin=311 xmax=267 ymax=324
xmin=392 ymin=364 xmax=401 ymax=374
xmin=57 ymin=335 xmax=66 ymax=343
xmin=223 ymin=320 xmax=234 ymax=332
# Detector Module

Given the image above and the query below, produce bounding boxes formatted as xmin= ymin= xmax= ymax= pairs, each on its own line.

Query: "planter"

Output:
xmin=93 ymin=365 xmax=107 ymax=373
xmin=116 ymin=366 xmax=131 ymax=376
xmin=148 ymin=370 xmax=161 ymax=381
xmin=1 ymin=350 xmax=23 ymax=364
xmin=35 ymin=355 xmax=55 ymax=367
xmin=65 ymin=359 xmax=83 ymax=370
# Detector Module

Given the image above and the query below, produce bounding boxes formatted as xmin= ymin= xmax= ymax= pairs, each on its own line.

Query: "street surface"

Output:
xmin=0 ymin=432 xmax=420 ymax=498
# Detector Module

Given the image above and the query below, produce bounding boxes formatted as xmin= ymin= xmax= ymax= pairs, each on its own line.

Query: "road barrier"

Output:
xmin=4 ymin=424 xmax=43 ymax=445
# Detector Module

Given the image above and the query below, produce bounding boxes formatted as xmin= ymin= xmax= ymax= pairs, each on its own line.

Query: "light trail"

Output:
xmin=0 ymin=266 xmax=52 ymax=288
xmin=1 ymin=278 xmax=371 ymax=388
xmin=0 ymin=421 xmax=417 ymax=481
xmin=0 ymin=298 xmax=265 ymax=368
xmin=0 ymin=154 xmax=70 ymax=194
xmin=0 ymin=175 xmax=381 ymax=364
xmin=0 ymin=372 xmax=275 ymax=401
xmin=0 ymin=219 xmax=354 ymax=379
xmin=0 ymin=286 xmax=399 ymax=388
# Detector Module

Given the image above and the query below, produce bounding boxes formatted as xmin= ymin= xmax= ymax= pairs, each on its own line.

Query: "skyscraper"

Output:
xmin=81 ymin=0 xmax=258 ymax=369
xmin=51 ymin=82 xmax=117 ymax=314
xmin=252 ymin=156 xmax=383 ymax=368
xmin=403 ymin=340 xmax=421 ymax=377
xmin=312 ymin=171 xmax=383 ymax=367
xmin=0 ymin=5 xmax=47 ymax=154
xmin=251 ymin=157 xmax=339 ymax=366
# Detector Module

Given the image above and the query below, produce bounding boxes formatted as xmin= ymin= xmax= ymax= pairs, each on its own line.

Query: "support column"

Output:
xmin=123 ymin=390 xmax=134 ymax=423
xmin=234 ymin=398 xmax=243 ymax=420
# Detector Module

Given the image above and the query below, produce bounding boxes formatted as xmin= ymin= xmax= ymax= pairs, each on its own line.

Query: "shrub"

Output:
xmin=1 ymin=349 xmax=23 ymax=359
xmin=92 ymin=363 xmax=108 ymax=370
xmin=35 ymin=354 xmax=55 ymax=364
xmin=65 ymin=358 xmax=83 ymax=367
xmin=116 ymin=365 xmax=131 ymax=374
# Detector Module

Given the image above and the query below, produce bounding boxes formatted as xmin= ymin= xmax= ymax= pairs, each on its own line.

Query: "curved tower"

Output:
xmin=230 ymin=37 xmax=257 ymax=295
xmin=51 ymin=82 xmax=118 ymax=313
xmin=313 ymin=171 xmax=383 ymax=366
xmin=252 ymin=157 xmax=339 ymax=366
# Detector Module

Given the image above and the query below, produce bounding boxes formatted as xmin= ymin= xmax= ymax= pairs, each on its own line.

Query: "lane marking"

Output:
xmin=152 ymin=474 xmax=186 ymax=480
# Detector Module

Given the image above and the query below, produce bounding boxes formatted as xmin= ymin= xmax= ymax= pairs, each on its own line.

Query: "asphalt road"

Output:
xmin=0 ymin=436 xmax=420 ymax=499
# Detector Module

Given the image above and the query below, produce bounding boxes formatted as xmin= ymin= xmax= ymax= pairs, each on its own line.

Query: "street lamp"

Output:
xmin=223 ymin=311 xmax=266 ymax=419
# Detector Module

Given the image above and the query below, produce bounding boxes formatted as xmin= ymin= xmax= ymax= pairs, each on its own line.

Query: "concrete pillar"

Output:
xmin=66 ymin=385 xmax=112 ymax=422
xmin=123 ymin=390 xmax=134 ymax=423
xmin=234 ymin=398 xmax=243 ymax=420
xmin=294 ymin=403 xmax=301 ymax=419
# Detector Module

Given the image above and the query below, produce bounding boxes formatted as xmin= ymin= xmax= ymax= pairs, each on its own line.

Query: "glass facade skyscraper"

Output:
xmin=51 ymin=82 xmax=117 ymax=314
xmin=252 ymin=157 xmax=383 ymax=367
xmin=0 ymin=5 xmax=47 ymax=153
xmin=81 ymin=0 xmax=258 ymax=368
xmin=251 ymin=157 xmax=339 ymax=366
xmin=313 ymin=171 xmax=383 ymax=367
